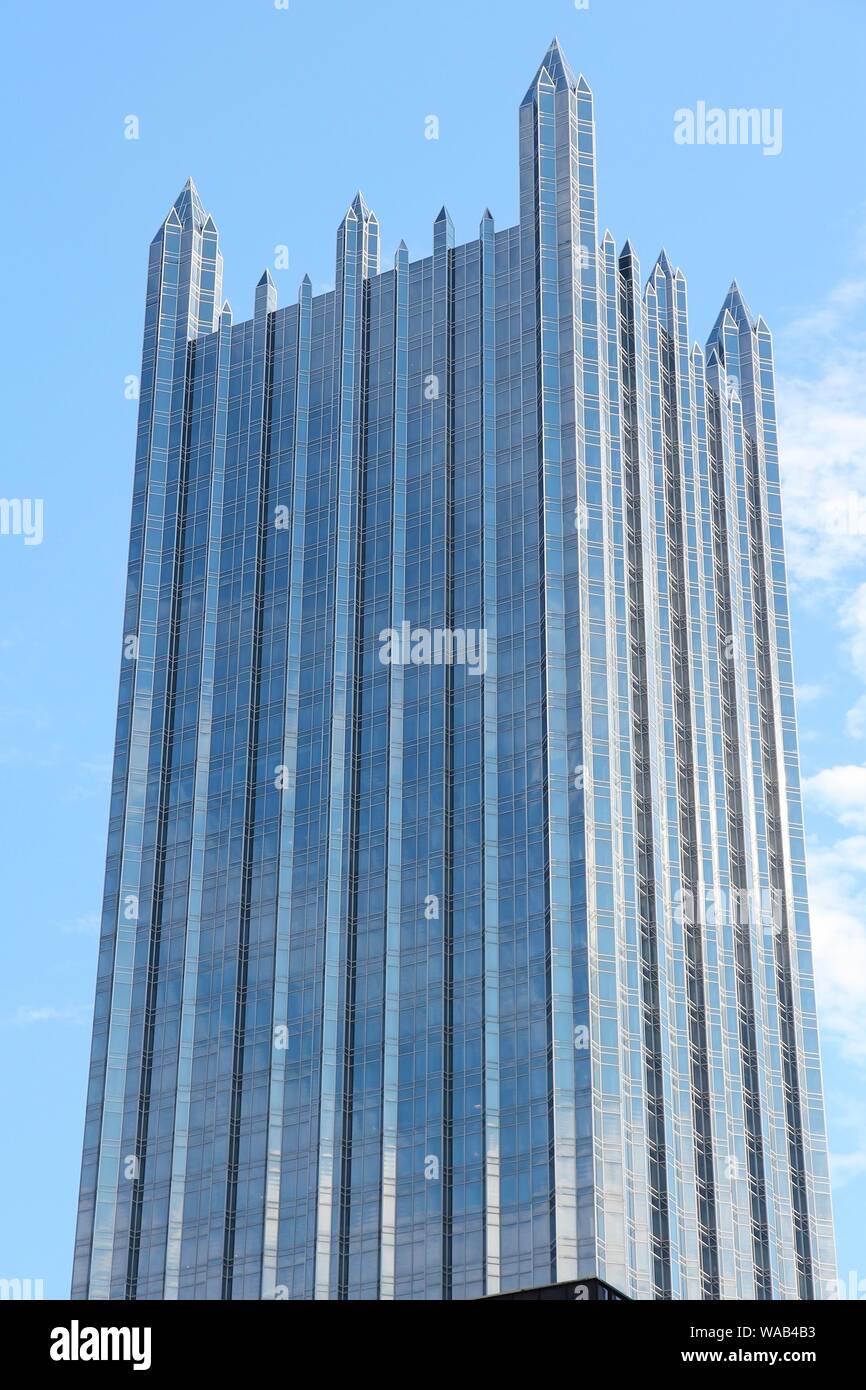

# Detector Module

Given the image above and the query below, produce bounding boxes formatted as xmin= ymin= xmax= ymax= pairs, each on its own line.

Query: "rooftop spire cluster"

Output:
xmin=156 ymin=39 xmax=757 ymax=342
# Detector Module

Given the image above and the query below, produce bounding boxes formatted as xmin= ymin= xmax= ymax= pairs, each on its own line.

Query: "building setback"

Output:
xmin=73 ymin=39 xmax=836 ymax=1300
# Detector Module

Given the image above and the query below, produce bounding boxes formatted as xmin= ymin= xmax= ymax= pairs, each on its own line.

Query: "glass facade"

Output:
xmin=73 ymin=40 xmax=835 ymax=1300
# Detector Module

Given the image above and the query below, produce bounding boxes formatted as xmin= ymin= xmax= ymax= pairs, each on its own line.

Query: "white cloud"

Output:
xmin=847 ymin=695 xmax=866 ymax=740
xmin=841 ymin=584 xmax=866 ymax=678
xmin=796 ymin=683 xmax=825 ymax=706
xmin=5 ymin=1004 xmax=91 ymax=1026
xmin=805 ymin=764 xmax=866 ymax=829
xmin=827 ymin=1094 xmax=866 ymax=1190
xmin=776 ymin=251 xmax=866 ymax=594
xmin=59 ymin=913 xmax=100 ymax=937
xmin=807 ymin=835 xmax=866 ymax=1068
xmin=776 ymin=355 xmax=866 ymax=591
xmin=784 ymin=277 xmax=866 ymax=342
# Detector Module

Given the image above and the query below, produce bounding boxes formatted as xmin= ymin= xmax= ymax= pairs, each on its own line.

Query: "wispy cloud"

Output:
xmin=783 ymin=277 xmax=866 ymax=343
xmin=4 ymin=1004 xmax=91 ymax=1027
xmin=776 ymin=354 xmax=866 ymax=592
xmin=796 ymin=682 xmax=826 ymax=706
xmin=838 ymin=587 xmax=866 ymax=737
xmin=828 ymin=1093 xmax=866 ymax=1189
xmin=841 ymin=585 xmax=866 ymax=676
xmin=776 ymin=245 xmax=866 ymax=595
xmin=805 ymin=764 xmax=866 ymax=830
xmin=806 ymin=835 xmax=866 ymax=1068
xmin=782 ymin=255 xmax=866 ymax=1093
xmin=846 ymin=695 xmax=866 ymax=740
xmin=59 ymin=913 xmax=100 ymax=937
xmin=62 ymin=758 xmax=112 ymax=803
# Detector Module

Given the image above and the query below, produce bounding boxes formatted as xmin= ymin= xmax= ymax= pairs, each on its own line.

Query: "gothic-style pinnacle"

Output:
xmin=653 ymin=247 xmax=675 ymax=278
xmin=522 ymin=37 xmax=577 ymax=102
xmin=346 ymin=190 xmax=375 ymax=222
xmin=708 ymin=285 xmax=753 ymax=349
xmin=172 ymin=177 xmax=209 ymax=232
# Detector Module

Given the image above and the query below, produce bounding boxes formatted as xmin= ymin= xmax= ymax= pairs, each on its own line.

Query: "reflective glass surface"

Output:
xmin=73 ymin=45 xmax=836 ymax=1301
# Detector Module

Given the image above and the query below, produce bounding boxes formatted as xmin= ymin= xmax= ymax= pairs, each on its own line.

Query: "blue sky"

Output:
xmin=2 ymin=0 xmax=865 ymax=1298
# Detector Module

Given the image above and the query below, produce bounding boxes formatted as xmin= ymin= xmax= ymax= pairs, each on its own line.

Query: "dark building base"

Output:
xmin=481 ymin=1278 xmax=629 ymax=1301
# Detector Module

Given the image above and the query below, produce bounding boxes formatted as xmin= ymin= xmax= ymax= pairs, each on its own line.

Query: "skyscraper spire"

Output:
xmin=708 ymin=279 xmax=754 ymax=348
xmin=434 ymin=204 xmax=454 ymax=254
xmin=172 ymin=176 xmax=209 ymax=231
xmin=337 ymin=191 xmax=379 ymax=279
xmin=255 ymin=267 xmax=277 ymax=317
xmin=149 ymin=178 xmax=222 ymax=336
xmin=522 ymin=36 xmax=577 ymax=101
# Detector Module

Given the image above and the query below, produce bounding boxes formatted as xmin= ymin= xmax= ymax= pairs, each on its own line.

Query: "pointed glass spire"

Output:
xmin=172 ymin=177 xmax=209 ymax=231
xmin=618 ymin=240 xmax=641 ymax=292
xmin=523 ymin=36 xmax=577 ymax=101
xmin=337 ymin=192 xmax=379 ymax=279
xmin=153 ymin=179 xmax=211 ymax=242
xmin=255 ymin=268 xmax=277 ymax=317
xmin=343 ymin=190 xmax=376 ymax=225
xmin=727 ymin=279 xmax=751 ymax=315
xmin=152 ymin=203 xmax=181 ymax=243
xmin=652 ymin=247 xmax=675 ymax=280
xmin=706 ymin=306 xmax=740 ymax=367
xmin=708 ymin=280 xmax=754 ymax=346
xmin=707 ymin=285 xmax=753 ymax=359
xmin=434 ymin=205 xmax=454 ymax=254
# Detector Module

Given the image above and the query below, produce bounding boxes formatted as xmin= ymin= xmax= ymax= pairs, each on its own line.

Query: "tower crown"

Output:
xmin=522 ymin=36 xmax=578 ymax=101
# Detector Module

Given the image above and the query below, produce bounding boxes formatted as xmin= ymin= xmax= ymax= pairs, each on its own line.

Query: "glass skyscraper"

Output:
xmin=73 ymin=39 xmax=836 ymax=1301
